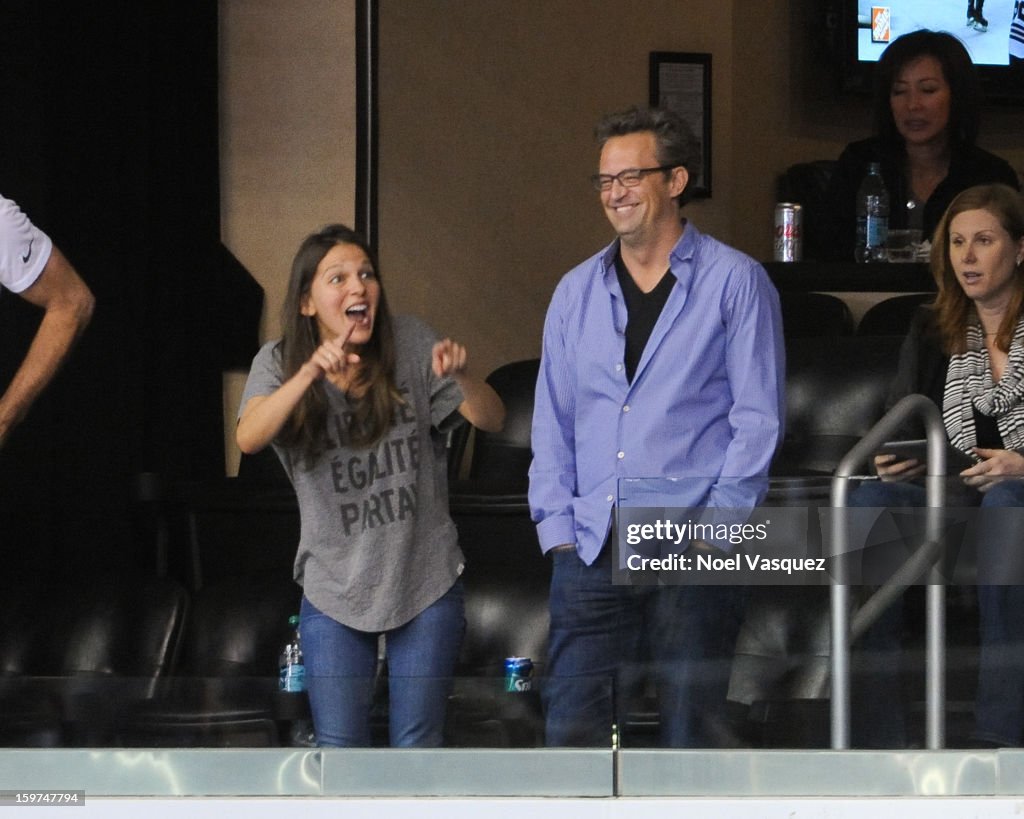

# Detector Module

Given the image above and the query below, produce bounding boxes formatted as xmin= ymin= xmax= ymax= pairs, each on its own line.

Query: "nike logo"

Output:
xmin=21 ymin=238 xmax=33 ymax=264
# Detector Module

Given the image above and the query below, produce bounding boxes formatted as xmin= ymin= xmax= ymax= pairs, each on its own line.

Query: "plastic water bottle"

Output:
xmin=279 ymin=614 xmax=306 ymax=692
xmin=279 ymin=614 xmax=315 ymax=746
xmin=854 ymin=162 xmax=890 ymax=263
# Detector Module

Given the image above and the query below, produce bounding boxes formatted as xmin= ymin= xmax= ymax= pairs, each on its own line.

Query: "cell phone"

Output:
xmin=876 ymin=439 xmax=975 ymax=473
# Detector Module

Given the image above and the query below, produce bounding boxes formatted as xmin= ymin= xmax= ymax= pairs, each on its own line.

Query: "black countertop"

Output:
xmin=764 ymin=261 xmax=934 ymax=292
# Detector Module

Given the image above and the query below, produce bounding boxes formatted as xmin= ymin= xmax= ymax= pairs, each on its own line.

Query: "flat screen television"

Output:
xmin=828 ymin=1 xmax=1024 ymax=103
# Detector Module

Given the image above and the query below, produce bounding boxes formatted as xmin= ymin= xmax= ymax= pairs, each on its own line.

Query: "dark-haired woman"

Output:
xmin=855 ymin=184 xmax=1024 ymax=746
xmin=822 ymin=29 xmax=1019 ymax=262
xmin=237 ymin=225 xmax=505 ymax=747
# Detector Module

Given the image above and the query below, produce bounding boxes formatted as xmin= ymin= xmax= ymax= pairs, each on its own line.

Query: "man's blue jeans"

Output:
xmin=850 ymin=477 xmax=1024 ymax=747
xmin=300 ymin=581 xmax=465 ymax=747
xmin=543 ymin=543 xmax=745 ymax=747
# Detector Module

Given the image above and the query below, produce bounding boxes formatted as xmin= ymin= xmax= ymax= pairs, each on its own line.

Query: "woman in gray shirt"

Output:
xmin=238 ymin=224 xmax=504 ymax=746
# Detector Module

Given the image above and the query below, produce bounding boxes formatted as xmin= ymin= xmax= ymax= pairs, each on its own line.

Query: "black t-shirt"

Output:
xmin=614 ymin=250 xmax=676 ymax=383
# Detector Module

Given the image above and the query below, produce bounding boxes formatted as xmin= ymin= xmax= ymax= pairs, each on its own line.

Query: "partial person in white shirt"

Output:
xmin=0 ymin=195 xmax=94 ymax=448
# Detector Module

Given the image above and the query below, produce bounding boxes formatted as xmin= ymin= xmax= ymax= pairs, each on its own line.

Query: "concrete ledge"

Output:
xmin=617 ymin=749 xmax=999 ymax=797
xmin=321 ymin=748 xmax=613 ymax=797
xmin=0 ymin=749 xmax=321 ymax=797
xmin=1 ymin=748 xmax=1023 ymax=798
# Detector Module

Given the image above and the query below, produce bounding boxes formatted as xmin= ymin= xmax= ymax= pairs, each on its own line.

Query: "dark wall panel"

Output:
xmin=0 ymin=3 xmax=262 ymax=579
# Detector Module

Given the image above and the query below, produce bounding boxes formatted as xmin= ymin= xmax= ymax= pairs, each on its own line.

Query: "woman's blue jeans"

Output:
xmin=850 ymin=477 xmax=1024 ymax=747
xmin=300 ymin=580 xmax=465 ymax=747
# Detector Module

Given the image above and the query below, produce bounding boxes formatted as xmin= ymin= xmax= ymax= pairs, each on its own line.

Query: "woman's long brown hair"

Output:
xmin=276 ymin=225 xmax=399 ymax=465
xmin=929 ymin=184 xmax=1024 ymax=355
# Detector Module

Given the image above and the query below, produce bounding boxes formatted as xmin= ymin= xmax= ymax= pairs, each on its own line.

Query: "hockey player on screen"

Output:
xmin=1012 ymin=0 xmax=1024 ymax=64
xmin=968 ymin=0 xmax=989 ymax=32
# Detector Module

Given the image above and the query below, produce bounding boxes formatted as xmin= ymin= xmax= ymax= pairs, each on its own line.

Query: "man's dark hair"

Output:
xmin=594 ymin=106 xmax=701 ymax=206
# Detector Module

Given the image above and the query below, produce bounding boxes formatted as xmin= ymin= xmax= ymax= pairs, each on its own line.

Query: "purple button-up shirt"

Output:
xmin=528 ymin=222 xmax=785 ymax=564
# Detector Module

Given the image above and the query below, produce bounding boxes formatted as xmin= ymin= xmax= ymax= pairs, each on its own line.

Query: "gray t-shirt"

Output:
xmin=241 ymin=314 xmax=466 ymax=631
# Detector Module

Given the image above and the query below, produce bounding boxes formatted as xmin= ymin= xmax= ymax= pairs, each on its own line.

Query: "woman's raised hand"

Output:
xmin=304 ymin=324 xmax=361 ymax=380
xmin=431 ymin=338 xmax=467 ymax=378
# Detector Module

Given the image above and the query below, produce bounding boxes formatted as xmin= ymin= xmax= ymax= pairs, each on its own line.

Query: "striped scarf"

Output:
xmin=943 ymin=316 xmax=1024 ymax=456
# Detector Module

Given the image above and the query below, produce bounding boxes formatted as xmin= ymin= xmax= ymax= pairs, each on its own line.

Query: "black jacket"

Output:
xmin=820 ymin=137 xmax=1020 ymax=262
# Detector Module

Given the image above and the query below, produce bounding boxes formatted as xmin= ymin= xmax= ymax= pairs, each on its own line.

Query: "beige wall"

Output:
xmin=377 ymin=0 xmax=735 ymax=377
xmin=219 ymin=0 xmax=1024 ymax=474
xmin=219 ymin=0 xmax=357 ymax=473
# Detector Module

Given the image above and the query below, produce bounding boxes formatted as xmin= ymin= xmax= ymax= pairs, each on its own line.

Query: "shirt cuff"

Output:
xmin=537 ymin=515 xmax=575 ymax=554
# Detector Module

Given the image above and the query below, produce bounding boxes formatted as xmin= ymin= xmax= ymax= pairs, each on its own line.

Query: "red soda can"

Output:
xmin=773 ymin=203 xmax=803 ymax=262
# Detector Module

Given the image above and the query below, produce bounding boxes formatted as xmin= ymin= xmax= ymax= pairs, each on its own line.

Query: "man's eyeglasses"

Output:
xmin=589 ymin=165 xmax=676 ymax=192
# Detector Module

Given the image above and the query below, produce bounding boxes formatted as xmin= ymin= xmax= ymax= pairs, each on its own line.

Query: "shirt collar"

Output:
xmin=598 ymin=219 xmax=697 ymax=280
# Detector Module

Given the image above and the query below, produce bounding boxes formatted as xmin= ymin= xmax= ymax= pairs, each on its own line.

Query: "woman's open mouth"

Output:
xmin=345 ymin=304 xmax=370 ymax=325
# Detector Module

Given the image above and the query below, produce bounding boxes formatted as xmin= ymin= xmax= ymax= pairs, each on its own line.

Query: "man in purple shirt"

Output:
xmin=528 ymin=107 xmax=785 ymax=747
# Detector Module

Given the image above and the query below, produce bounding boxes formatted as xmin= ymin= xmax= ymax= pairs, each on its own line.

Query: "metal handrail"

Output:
xmin=829 ymin=394 xmax=948 ymax=749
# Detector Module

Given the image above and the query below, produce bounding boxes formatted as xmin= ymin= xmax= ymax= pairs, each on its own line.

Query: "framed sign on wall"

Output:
xmin=649 ymin=51 xmax=712 ymax=199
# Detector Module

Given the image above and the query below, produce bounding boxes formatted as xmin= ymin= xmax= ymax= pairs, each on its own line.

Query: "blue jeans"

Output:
xmin=972 ymin=480 xmax=1024 ymax=746
xmin=847 ymin=479 xmax=917 ymax=748
xmin=300 ymin=581 xmax=465 ymax=747
xmin=850 ymin=477 xmax=1024 ymax=747
xmin=543 ymin=543 xmax=745 ymax=747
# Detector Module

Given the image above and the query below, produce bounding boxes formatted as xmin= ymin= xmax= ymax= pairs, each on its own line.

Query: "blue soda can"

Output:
xmin=504 ymin=657 xmax=533 ymax=692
